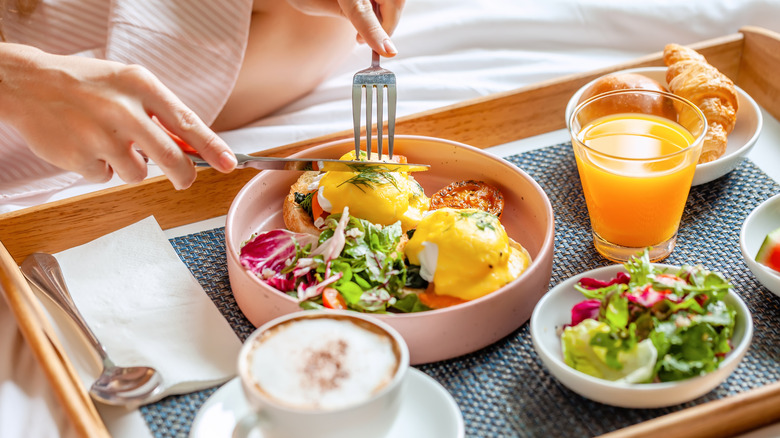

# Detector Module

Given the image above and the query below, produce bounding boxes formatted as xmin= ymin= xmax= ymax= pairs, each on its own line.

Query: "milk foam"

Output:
xmin=246 ymin=317 xmax=399 ymax=410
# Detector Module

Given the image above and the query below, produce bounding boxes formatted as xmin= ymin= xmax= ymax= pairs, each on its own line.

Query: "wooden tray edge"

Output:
xmin=0 ymin=242 xmax=110 ymax=438
xmin=599 ymin=380 xmax=780 ymax=438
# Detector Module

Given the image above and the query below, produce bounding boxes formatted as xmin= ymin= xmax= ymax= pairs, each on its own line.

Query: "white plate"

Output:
xmin=565 ymin=67 xmax=763 ymax=186
xmin=189 ymin=368 xmax=465 ymax=438
xmin=530 ymin=264 xmax=753 ymax=408
xmin=740 ymin=193 xmax=780 ymax=298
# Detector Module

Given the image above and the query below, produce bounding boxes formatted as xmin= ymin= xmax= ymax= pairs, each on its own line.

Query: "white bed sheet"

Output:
xmin=5 ymin=0 xmax=780 ymax=213
xmin=3 ymin=1 xmax=780 ymax=436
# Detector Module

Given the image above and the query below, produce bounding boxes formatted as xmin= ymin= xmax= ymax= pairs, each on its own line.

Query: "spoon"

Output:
xmin=21 ymin=252 xmax=164 ymax=407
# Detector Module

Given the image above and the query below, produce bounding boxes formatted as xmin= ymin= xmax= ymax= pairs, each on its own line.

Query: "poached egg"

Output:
xmin=404 ymin=207 xmax=530 ymax=301
xmin=314 ymin=151 xmax=429 ymax=230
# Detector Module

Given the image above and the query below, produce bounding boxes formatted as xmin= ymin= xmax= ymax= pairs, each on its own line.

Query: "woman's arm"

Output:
xmin=0 ymin=43 xmax=236 ymax=189
xmin=212 ymin=0 xmax=406 ymax=131
xmin=212 ymin=1 xmax=356 ymax=131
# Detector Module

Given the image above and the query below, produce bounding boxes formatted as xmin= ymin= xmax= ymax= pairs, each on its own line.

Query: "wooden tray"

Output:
xmin=2 ymin=26 xmax=780 ymax=438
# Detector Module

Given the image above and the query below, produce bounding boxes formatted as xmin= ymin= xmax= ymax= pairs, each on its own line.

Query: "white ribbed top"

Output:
xmin=0 ymin=0 xmax=252 ymax=201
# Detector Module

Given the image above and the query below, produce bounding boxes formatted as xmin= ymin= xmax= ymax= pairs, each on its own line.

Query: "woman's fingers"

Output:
xmin=376 ymin=0 xmax=404 ymax=37
xmin=77 ymin=159 xmax=114 ymax=184
xmin=118 ymin=65 xmax=236 ymax=187
xmin=284 ymin=0 xmax=405 ymax=57
xmin=4 ymin=46 xmax=234 ymax=190
xmin=151 ymin=111 xmax=237 ymax=174
xmin=338 ymin=0 xmax=399 ymax=56
xmin=131 ymin=115 xmax=199 ymax=190
xmin=97 ymin=144 xmax=148 ymax=185
xmin=129 ymin=66 xmax=237 ymax=172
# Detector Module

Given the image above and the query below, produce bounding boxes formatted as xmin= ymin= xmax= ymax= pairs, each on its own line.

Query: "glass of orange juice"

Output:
xmin=569 ymin=89 xmax=707 ymax=262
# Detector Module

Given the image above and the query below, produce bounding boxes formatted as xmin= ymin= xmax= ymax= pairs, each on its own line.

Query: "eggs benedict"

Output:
xmin=283 ymin=151 xmax=429 ymax=235
xmin=403 ymin=207 xmax=531 ymax=303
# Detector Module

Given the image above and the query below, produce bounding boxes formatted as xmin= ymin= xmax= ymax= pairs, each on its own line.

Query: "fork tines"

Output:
xmin=352 ymin=52 xmax=397 ymax=161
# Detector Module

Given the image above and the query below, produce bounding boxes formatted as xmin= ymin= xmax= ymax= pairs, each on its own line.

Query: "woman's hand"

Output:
xmin=283 ymin=0 xmax=406 ymax=56
xmin=0 ymin=43 xmax=236 ymax=190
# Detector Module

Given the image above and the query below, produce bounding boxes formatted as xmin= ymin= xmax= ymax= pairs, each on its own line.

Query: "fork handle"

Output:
xmin=371 ymin=0 xmax=382 ymax=67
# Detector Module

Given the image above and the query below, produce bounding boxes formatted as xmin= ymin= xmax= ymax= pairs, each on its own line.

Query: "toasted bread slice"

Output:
xmin=282 ymin=170 xmax=322 ymax=236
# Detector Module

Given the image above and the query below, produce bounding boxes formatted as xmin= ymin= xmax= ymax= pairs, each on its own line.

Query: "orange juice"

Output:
xmin=574 ymin=113 xmax=700 ymax=248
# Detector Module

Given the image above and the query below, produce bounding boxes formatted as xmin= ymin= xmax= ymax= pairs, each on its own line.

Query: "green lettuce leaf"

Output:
xmin=562 ymin=319 xmax=657 ymax=383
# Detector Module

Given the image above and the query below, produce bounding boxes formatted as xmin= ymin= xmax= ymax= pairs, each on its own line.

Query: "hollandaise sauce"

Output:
xmin=404 ymin=208 xmax=527 ymax=301
xmin=317 ymin=166 xmax=429 ymax=231
xmin=574 ymin=113 xmax=700 ymax=247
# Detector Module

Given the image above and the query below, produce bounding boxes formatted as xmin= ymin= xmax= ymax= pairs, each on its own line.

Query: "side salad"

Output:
xmin=562 ymin=250 xmax=737 ymax=383
xmin=239 ymin=207 xmax=431 ymax=313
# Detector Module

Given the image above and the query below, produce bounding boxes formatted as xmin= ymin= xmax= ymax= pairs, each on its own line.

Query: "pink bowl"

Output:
xmin=225 ymin=135 xmax=555 ymax=364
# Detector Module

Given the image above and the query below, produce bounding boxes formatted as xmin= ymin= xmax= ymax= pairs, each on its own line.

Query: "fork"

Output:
xmin=351 ymin=0 xmax=397 ymax=160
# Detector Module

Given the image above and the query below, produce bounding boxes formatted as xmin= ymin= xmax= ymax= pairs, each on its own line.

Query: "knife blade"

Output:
xmin=190 ymin=153 xmax=430 ymax=173
xmin=154 ymin=120 xmax=428 ymax=173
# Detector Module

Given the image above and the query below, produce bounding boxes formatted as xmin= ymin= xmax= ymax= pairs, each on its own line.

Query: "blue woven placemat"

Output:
xmin=141 ymin=142 xmax=780 ymax=437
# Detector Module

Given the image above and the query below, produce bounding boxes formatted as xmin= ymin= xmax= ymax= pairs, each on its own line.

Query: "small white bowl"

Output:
xmin=740 ymin=193 xmax=780 ymax=298
xmin=565 ymin=67 xmax=763 ymax=186
xmin=530 ymin=264 xmax=753 ymax=408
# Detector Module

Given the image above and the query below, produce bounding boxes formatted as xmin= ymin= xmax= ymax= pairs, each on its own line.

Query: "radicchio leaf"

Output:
xmin=571 ymin=299 xmax=601 ymax=326
xmin=579 ymin=272 xmax=630 ymax=290
xmin=239 ymin=229 xmax=318 ymax=278
xmin=624 ymin=284 xmax=671 ymax=308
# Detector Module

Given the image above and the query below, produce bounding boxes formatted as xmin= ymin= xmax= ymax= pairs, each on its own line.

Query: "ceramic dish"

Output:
xmin=565 ymin=67 xmax=763 ymax=186
xmin=530 ymin=264 xmax=753 ymax=408
xmin=189 ymin=369 xmax=466 ymax=438
xmin=225 ymin=135 xmax=555 ymax=365
xmin=740 ymin=193 xmax=780 ymax=298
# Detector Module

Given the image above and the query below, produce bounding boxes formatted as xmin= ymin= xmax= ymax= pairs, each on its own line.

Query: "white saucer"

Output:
xmin=189 ymin=368 xmax=465 ymax=438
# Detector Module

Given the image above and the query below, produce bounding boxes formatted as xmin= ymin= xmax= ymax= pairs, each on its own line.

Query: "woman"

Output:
xmin=0 ymin=0 xmax=404 ymax=196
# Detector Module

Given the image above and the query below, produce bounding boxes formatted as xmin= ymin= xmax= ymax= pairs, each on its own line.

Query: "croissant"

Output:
xmin=663 ymin=43 xmax=739 ymax=164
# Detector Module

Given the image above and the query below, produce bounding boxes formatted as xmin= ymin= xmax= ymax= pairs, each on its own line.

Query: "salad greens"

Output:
xmin=239 ymin=207 xmax=430 ymax=313
xmin=562 ymin=249 xmax=737 ymax=383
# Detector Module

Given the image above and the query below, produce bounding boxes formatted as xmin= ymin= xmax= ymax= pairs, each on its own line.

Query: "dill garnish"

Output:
xmin=294 ymin=192 xmax=315 ymax=216
xmin=338 ymin=167 xmax=401 ymax=192
xmin=458 ymin=209 xmax=497 ymax=231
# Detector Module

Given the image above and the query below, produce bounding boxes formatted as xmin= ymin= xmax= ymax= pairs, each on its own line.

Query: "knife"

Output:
xmin=155 ymin=121 xmax=427 ymax=172
xmin=188 ymin=152 xmax=430 ymax=173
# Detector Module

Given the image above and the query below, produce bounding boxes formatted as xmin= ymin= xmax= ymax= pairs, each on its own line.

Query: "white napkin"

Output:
xmin=42 ymin=216 xmax=241 ymax=404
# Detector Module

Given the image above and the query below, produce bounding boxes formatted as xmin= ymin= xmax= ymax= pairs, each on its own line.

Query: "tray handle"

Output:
xmin=738 ymin=26 xmax=780 ymax=122
xmin=600 ymin=380 xmax=780 ymax=438
xmin=0 ymin=241 xmax=110 ymax=438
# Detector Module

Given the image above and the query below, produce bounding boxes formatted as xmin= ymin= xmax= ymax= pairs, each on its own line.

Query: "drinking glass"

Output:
xmin=568 ymin=89 xmax=706 ymax=262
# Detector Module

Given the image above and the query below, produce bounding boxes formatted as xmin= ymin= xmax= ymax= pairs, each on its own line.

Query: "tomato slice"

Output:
xmin=429 ymin=180 xmax=505 ymax=218
xmin=311 ymin=193 xmax=325 ymax=220
xmin=322 ymin=288 xmax=347 ymax=309
xmin=418 ymin=285 xmax=467 ymax=309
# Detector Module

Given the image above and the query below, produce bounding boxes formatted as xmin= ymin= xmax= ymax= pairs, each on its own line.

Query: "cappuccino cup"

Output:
xmin=234 ymin=310 xmax=409 ymax=438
